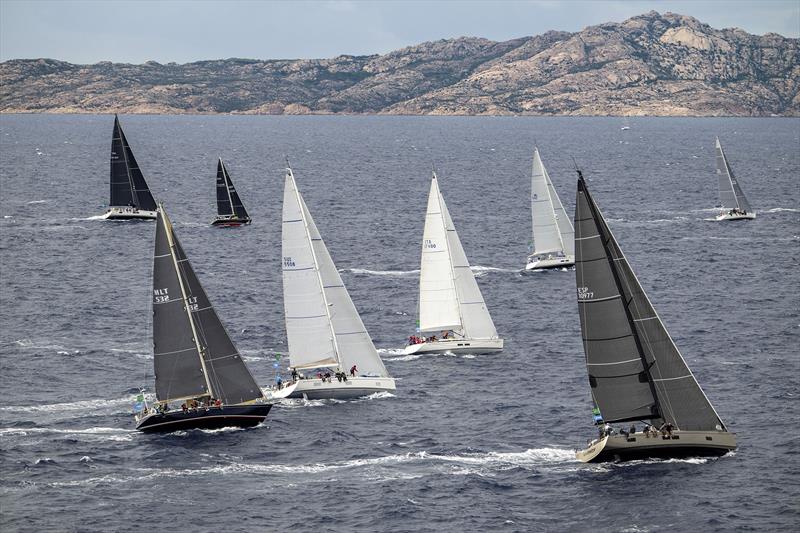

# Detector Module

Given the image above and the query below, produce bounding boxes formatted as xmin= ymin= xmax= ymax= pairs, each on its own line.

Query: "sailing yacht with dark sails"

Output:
xmin=526 ymin=147 xmax=575 ymax=270
xmin=404 ymin=172 xmax=502 ymax=356
xmin=101 ymin=115 xmax=158 ymax=220
xmin=212 ymin=158 xmax=252 ymax=226
xmin=573 ymin=171 xmax=736 ymax=462
xmin=134 ymin=205 xmax=270 ymax=432
xmin=714 ymin=137 xmax=755 ymax=221
xmin=268 ymin=166 xmax=395 ymax=400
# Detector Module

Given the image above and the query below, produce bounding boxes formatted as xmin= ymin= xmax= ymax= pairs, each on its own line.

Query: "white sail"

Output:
xmin=544 ymin=154 xmax=575 ymax=256
xmin=530 ymin=148 xmax=565 ymax=255
xmin=281 ymin=169 xmax=338 ymax=370
xmin=418 ymin=174 xmax=462 ymax=333
xmin=282 ymin=168 xmax=389 ymax=377
xmin=440 ymin=190 xmax=498 ymax=339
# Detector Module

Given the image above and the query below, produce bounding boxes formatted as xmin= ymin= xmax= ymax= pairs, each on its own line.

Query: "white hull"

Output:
xmin=715 ymin=211 xmax=756 ymax=221
xmin=403 ymin=337 xmax=503 ymax=355
xmin=266 ymin=376 xmax=396 ymax=400
xmin=101 ymin=206 xmax=157 ymax=220
xmin=576 ymin=430 xmax=737 ymax=463
xmin=525 ymin=255 xmax=575 ymax=270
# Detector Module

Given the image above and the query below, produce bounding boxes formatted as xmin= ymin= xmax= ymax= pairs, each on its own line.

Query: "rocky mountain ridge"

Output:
xmin=1 ymin=11 xmax=798 ymax=116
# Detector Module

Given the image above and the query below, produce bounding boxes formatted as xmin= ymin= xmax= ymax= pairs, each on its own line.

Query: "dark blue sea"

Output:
xmin=1 ymin=115 xmax=798 ymax=532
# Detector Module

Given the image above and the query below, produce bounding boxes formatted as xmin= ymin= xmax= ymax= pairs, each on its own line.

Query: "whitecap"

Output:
xmin=339 ymin=268 xmax=420 ymax=276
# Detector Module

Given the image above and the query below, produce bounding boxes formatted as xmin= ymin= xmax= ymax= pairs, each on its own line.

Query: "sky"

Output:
xmin=1 ymin=0 xmax=798 ymax=64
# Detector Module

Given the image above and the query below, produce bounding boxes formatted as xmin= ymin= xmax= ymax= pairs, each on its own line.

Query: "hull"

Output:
xmin=135 ymin=403 xmax=271 ymax=433
xmin=576 ymin=430 xmax=737 ymax=463
xmin=525 ymin=255 xmax=575 ymax=270
xmin=715 ymin=211 xmax=756 ymax=221
xmin=403 ymin=337 xmax=503 ymax=355
xmin=211 ymin=216 xmax=251 ymax=227
xmin=102 ymin=206 xmax=157 ymax=220
xmin=267 ymin=376 xmax=396 ymax=400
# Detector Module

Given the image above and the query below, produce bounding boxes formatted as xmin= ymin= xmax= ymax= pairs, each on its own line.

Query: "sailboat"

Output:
xmin=269 ymin=166 xmax=396 ymax=400
xmin=212 ymin=158 xmax=252 ymax=226
xmin=525 ymin=148 xmax=575 ymax=270
xmin=404 ymin=172 xmax=503 ymax=356
xmin=573 ymin=171 xmax=736 ymax=462
xmin=134 ymin=204 xmax=271 ymax=432
xmin=714 ymin=137 xmax=756 ymax=221
xmin=101 ymin=115 xmax=158 ymax=220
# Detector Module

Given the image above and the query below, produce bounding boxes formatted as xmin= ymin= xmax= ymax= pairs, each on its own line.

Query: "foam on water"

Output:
xmin=339 ymin=268 xmax=420 ymax=276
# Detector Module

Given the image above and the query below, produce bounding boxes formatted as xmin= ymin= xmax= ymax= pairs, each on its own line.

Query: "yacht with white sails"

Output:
xmin=714 ymin=137 xmax=755 ymax=221
xmin=572 ymin=171 xmax=736 ymax=462
xmin=268 ymin=166 xmax=395 ymax=400
xmin=404 ymin=172 xmax=502 ymax=356
xmin=525 ymin=148 xmax=574 ymax=270
xmin=101 ymin=115 xmax=158 ymax=220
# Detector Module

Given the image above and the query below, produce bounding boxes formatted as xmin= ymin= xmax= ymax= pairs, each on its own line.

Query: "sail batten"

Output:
xmin=575 ymin=175 xmax=726 ymax=431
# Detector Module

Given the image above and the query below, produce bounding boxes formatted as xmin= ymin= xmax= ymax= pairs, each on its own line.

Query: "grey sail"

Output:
xmin=110 ymin=116 xmax=157 ymax=211
xmin=217 ymin=159 xmax=250 ymax=219
xmin=575 ymin=175 xmax=726 ymax=431
xmin=715 ymin=137 xmax=751 ymax=212
xmin=152 ymin=207 xmax=263 ymax=405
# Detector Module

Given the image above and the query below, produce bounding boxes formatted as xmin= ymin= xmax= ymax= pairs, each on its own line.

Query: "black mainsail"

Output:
xmin=215 ymin=159 xmax=250 ymax=220
xmin=109 ymin=115 xmax=157 ymax=211
xmin=715 ymin=137 xmax=752 ymax=213
xmin=152 ymin=206 xmax=263 ymax=405
xmin=574 ymin=173 xmax=726 ymax=432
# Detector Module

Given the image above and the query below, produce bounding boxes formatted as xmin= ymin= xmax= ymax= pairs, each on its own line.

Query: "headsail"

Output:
xmin=715 ymin=137 xmax=751 ymax=212
xmin=575 ymin=174 xmax=726 ymax=431
xmin=282 ymin=168 xmax=390 ymax=376
xmin=440 ymin=182 xmax=498 ymax=340
xmin=216 ymin=159 xmax=250 ymax=219
xmin=110 ymin=115 xmax=157 ymax=211
xmin=544 ymin=152 xmax=575 ymax=257
xmin=152 ymin=206 xmax=263 ymax=404
xmin=530 ymin=148 xmax=565 ymax=255
xmin=418 ymin=174 xmax=462 ymax=333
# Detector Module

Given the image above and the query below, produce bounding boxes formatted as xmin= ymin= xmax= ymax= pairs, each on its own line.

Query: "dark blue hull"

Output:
xmin=135 ymin=404 xmax=271 ymax=433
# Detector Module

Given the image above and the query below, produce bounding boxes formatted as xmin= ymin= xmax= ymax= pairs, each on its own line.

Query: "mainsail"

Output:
xmin=715 ymin=137 xmax=751 ymax=212
xmin=109 ymin=115 xmax=157 ymax=211
xmin=216 ymin=159 xmax=250 ymax=219
xmin=281 ymin=168 xmax=390 ymax=376
xmin=152 ymin=206 xmax=263 ymax=405
xmin=418 ymin=173 xmax=497 ymax=339
xmin=574 ymin=173 xmax=726 ymax=431
xmin=531 ymin=148 xmax=574 ymax=256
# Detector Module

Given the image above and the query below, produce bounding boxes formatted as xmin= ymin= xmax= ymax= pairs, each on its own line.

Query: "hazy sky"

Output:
xmin=1 ymin=0 xmax=797 ymax=64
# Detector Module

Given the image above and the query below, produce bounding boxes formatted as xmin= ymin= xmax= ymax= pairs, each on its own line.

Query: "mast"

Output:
xmin=161 ymin=205 xmax=214 ymax=398
xmin=577 ymin=172 xmax=661 ymax=420
xmin=288 ymin=167 xmax=343 ymax=368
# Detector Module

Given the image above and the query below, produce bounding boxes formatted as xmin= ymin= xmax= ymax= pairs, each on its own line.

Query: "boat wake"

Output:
xmin=0 ymin=394 xmax=141 ymax=415
xmin=0 ymin=426 xmax=136 ymax=442
xmin=339 ymin=268 xmax=420 ymax=276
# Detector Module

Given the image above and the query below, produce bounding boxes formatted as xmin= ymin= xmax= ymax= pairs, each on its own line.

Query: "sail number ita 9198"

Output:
xmin=424 ymin=239 xmax=437 ymax=249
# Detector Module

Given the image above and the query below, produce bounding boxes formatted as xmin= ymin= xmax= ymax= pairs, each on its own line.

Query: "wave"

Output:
xmin=27 ymin=200 xmax=48 ymax=205
xmin=764 ymin=207 xmax=799 ymax=213
xmin=0 ymin=426 xmax=136 ymax=442
xmin=0 ymin=394 xmax=141 ymax=414
xmin=470 ymin=265 xmax=519 ymax=274
xmin=377 ymin=347 xmax=407 ymax=356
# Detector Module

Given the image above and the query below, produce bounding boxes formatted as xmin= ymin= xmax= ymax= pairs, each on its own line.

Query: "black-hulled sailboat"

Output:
xmin=134 ymin=204 xmax=270 ymax=432
xmin=714 ymin=137 xmax=755 ymax=221
xmin=212 ymin=159 xmax=251 ymax=226
xmin=101 ymin=115 xmax=158 ymax=220
xmin=573 ymin=172 xmax=736 ymax=462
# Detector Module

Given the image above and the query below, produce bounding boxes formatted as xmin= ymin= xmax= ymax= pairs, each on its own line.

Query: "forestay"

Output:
xmin=575 ymin=175 xmax=726 ymax=431
xmin=152 ymin=207 xmax=263 ymax=404
xmin=109 ymin=115 xmax=157 ymax=211
xmin=715 ymin=137 xmax=751 ymax=212
xmin=216 ymin=159 xmax=250 ymax=219
xmin=282 ymin=169 xmax=390 ymax=377
xmin=531 ymin=148 xmax=565 ymax=255
xmin=418 ymin=174 xmax=462 ymax=332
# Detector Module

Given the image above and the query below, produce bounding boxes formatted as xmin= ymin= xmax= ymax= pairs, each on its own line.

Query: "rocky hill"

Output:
xmin=1 ymin=11 xmax=798 ymax=116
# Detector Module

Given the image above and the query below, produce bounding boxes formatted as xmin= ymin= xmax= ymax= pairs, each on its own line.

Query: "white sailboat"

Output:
xmin=714 ymin=137 xmax=756 ymax=221
xmin=525 ymin=148 xmax=575 ymax=270
xmin=269 ymin=166 xmax=395 ymax=400
xmin=404 ymin=172 xmax=503 ymax=356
